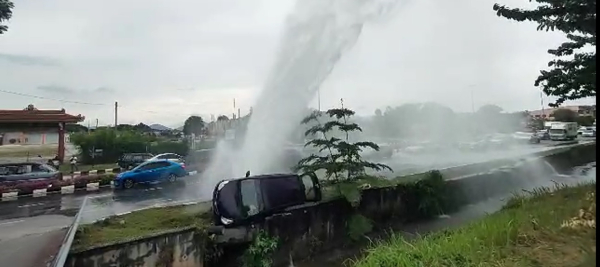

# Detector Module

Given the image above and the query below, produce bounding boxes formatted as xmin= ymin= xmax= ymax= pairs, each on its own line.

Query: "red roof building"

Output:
xmin=0 ymin=104 xmax=85 ymax=161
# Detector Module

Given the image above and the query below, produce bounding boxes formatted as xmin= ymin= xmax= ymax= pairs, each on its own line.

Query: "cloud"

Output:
xmin=0 ymin=0 xmax=594 ymax=126
xmin=36 ymin=85 xmax=74 ymax=94
xmin=0 ymin=53 xmax=60 ymax=66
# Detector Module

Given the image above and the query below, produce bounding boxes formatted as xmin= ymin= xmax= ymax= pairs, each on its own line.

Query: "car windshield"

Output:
xmin=549 ymin=129 xmax=565 ymax=134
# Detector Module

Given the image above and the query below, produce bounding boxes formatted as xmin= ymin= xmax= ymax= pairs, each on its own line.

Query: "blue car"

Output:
xmin=113 ymin=159 xmax=188 ymax=189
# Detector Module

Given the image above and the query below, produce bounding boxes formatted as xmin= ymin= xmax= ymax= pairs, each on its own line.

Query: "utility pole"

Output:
xmin=540 ymin=92 xmax=545 ymax=119
xmin=114 ymin=101 xmax=118 ymax=127
xmin=95 ymin=118 xmax=99 ymax=129
xmin=317 ymin=87 xmax=321 ymax=111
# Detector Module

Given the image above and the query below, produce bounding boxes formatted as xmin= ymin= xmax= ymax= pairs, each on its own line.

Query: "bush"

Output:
xmin=70 ymin=128 xmax=190 ymax=164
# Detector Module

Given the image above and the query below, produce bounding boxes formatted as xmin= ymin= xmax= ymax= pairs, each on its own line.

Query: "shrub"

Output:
xmin=70 ymin=128 xmax=190 ymax=164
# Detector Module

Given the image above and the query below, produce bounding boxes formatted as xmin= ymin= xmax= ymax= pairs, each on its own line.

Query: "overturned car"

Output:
xmin=209 ymin=172 xmax=322 ymax=235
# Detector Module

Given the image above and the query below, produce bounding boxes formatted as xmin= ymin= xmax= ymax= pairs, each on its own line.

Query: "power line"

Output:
xmin=0 ymin=89 xmax=109 ymax=106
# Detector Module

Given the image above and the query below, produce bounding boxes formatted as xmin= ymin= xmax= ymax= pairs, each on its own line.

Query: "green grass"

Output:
xmin=0 ymin=145 xmax=57 ymax=157
xmin=58 ymin=163 xmax=118 ymax=173
xmin=73 ymin=202 xmax=212 ymax=251
xmin=349 ymin=182 xmax=597 ymax=267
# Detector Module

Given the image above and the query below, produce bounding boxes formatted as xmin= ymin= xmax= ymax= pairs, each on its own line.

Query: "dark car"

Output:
xmin=211 ymin=173 xmax=321 ymax=227
xmin=117 ymin=153 xmax=154 ymax=169
xmin=113 ymin=159 xmax=188 ymax=189
xmin=0 ymin=162 xmax=62 ymax=182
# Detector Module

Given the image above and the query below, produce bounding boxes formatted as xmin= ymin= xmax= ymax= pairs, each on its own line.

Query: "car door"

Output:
xmin=152 ymin=161 xmax=173 ymax=180
xmin=135 ymin=162 xmax=161 ymax=183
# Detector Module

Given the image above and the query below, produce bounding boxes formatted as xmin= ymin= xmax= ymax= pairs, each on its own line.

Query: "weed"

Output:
xmin=349 ymin=182 xmax=597 ymax=267
xmin=241 ymin=230 xmax=279 ymax=267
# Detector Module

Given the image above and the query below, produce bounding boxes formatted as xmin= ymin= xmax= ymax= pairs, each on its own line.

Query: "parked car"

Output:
xmin=0 ymin=162 xmax=62 ymax=182
xmin=536 ymin=130 xmax=550 ymax=140
xmin=210 ymin=173 xmax=321 ymax=228
xmin=581 ymin=127 xmax=596 ymax=137
xmin=117 ymin=153 xmax=154 ymax=169
xmin=113 ymin=159 xmax=188 ymax=189
xmin=146 ymin=153 xmax=185 ymax=163
xmin=511 ymin=131 xmax=541 ymax=144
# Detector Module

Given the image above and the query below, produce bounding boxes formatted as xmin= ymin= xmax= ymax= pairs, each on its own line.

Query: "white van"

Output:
xmin=548 ymin=122 xmax=578 ymax=140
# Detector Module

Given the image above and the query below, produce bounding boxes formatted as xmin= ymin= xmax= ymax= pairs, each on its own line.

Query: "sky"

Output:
xmin=0 ymin=0 xmax=595 ymax=128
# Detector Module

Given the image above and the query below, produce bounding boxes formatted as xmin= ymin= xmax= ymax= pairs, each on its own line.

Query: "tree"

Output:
xmin=493 ymin=0 xmax=596 ymax=107
xmin=552 ymin=108 xmax=578 ymax=122
xmin=295 ymin=99 xmax=392 ymax=184
xmin=0 ymin=0 xmax=13 ymax=34
xmin=477 ymin=104 xmax=503 ymax=115
xmin=217 ymin=115 xmax=229 ymax=121
xmin=183 ymin=115 xmax=205 ymax=136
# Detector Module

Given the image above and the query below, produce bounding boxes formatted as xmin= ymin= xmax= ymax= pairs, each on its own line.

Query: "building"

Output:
xmin=527 ymin=105 xmax=596 ymax=120
xmin=0 ymin=104 xmax=85 ymax=161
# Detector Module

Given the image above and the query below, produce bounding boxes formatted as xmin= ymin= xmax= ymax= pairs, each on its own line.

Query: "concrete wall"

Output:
xmin=67 ymin=228 xmax=206 ymax=267
xmin=1 ymin=131 xmax=60 ymax=145
xmin=67 ymin=143 xmax=596 ymax=267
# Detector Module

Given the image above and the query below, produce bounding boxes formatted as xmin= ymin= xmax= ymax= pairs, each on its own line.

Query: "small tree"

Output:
xmin=552 ymin=108 xmax=578 ymax=122
xmin=183 ymin=115 xmax=205 ymax=136
xmin=295 ymin=99 xmax=392 ymax=184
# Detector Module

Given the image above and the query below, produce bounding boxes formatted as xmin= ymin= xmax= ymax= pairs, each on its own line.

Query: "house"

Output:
xmin=0 ymin=104 xmax=85 ymax=161
xmin=527 ymin=105 xmax=596 ymax=120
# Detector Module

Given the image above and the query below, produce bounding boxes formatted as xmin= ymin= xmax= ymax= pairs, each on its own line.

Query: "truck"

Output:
xmin=548 ymin=122 xmax=578 ymax=141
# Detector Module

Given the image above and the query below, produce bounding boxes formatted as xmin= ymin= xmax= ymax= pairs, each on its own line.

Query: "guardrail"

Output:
xmin=49 ymin=196 xmax=88 ymax=267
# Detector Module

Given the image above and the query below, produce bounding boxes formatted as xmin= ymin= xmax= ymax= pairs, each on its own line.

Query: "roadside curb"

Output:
xmin=1 ymin=170 xmax=199 ymax=202
xmin=1 ymin=182 xmax=114 ymax=201
xmin=71 ymin=167 xmax=123 ymax=176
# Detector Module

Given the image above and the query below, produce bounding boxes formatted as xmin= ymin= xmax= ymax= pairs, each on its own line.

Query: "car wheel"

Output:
xmin=123 ymin=179 xmax=135 ymax=189
xmin=168 ymin=173 xmax=177 ymax=183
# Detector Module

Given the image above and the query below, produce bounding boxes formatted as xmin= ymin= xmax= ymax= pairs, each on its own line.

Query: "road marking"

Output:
xmin=0 ymin=219 xmax=24 ymax=226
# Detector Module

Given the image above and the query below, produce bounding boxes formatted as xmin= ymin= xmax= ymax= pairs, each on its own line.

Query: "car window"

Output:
xmin=157 ymin=154 xmax=169 ymax=159
xmin=122 ymin=154 xmax=132 ymax=160
xmin=31 ymin=164 xmax=47 ymax=173
xmin=240 ymin=179 xmax=261 ymax=217
xmin=156 ymin=162 xmax=172 ymax=168
xmin=138 ymin=162 xmax=160 ymax=171
xmin=0 ymin=166 xmax=9 ymax=175
xmin=261 ymin=176 xmax=304 ymax=210
xmin=132 ymin=155 xmax=144 ymax=161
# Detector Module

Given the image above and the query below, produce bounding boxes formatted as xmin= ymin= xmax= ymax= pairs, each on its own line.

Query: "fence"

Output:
xmin=49 ymin=196 xmax=88 ymax=267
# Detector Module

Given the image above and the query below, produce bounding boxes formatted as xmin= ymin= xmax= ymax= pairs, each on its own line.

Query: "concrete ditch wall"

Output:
xmin=66 ymin=143 xmax=596 ymax=267
xmin=67 ymin=228 xmax=206 ymax=267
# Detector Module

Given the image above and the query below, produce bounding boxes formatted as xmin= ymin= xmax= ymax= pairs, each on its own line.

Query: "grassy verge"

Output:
xmin=0 ymin=145 xmax=57 ymax=158
xmin=350 ymin=182 xmax=596 ymax=267
xmin=73 ymin=202 xmax=212 ymax=250
xmin=58 ymin=163 xmax=118 ymax=173
xmin=73 ymin=171 xmax=441 ymax=251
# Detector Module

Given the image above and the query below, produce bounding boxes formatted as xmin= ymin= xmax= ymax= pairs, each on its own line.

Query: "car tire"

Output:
xmin=123 ymin=179 xmax=135 ymax=189
xmin=168 ymin=173 xmax=177 ymax=183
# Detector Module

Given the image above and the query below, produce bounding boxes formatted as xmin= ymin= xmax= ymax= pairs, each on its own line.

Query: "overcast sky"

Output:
xmin=0 ymin=0 xmax=595 ymax=127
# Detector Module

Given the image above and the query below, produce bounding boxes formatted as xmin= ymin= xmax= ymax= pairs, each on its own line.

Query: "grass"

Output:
xmin=57 ymin=163 xmax=118 ymax=173
xmin=0 ymin=145 xmax=57 ymax=158
xmin=349 ymin=182 xmax=597 ymax=267
xmin=73 ymin=202 xmax=212 ymax=250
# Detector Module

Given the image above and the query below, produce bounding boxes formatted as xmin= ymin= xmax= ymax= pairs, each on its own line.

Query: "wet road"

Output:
xmin=0 ymin=140 xmax=592 ymax=225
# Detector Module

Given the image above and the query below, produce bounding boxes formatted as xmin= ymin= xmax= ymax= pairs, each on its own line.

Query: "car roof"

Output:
xmin=0 ymin=162 xmax=42 ymax=166
xmin=233 ymin=173 xmax=298 ymax=180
